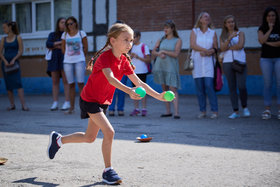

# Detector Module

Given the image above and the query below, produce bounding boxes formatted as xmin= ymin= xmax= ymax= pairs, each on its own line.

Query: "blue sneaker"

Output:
xmin=47 ymin=131 xmax=61 ymax=159
xmin=102 ymin=169 xmax=122 ymax=184
xmin=243 ymin=108 xmax=251 ymax=117
xmin=228 ymin=112 xmax=240 ymax=119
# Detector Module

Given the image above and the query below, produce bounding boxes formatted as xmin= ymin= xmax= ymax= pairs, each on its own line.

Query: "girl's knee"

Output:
xmin=85 ymin=136 xmax=97 ymax=143
xmin=104 ymin=129 xmax=115 ymax=139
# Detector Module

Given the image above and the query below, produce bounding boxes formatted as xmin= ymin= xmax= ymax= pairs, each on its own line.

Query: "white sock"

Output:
xmin=104 ymin=167 xmax=113 ymax=172
xmin=56 ymin=136 xmax=62 ymax=147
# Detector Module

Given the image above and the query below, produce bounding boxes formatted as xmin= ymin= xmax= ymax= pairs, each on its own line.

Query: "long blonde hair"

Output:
xmin=194 ymin=12 xmax=214 ymax=30
xmin=220 ymin=15 xmax=239 ymax=42
xmin=87 ymin=23 xmax=134 ymax=71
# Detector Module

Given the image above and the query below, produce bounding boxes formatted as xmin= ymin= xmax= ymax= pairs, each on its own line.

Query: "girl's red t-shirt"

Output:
xmin=80 ymin=49 xmax=134 ymax=104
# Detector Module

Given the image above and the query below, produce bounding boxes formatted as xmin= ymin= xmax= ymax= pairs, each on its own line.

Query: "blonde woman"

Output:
xmin=190 ymin=12 xmax=218 ymax=119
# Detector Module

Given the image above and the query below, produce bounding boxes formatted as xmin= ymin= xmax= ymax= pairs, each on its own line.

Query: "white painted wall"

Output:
xmin=108 ymin=0 xmax=117 ymax=27
xmin=95 ymin=0 xmax=106 ymax=24
xmin=82 ymin=0 xmax=93 ymax=32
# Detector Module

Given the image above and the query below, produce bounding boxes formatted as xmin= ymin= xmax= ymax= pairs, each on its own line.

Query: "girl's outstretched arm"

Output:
xmin=128 ymin=73 xmax=166 ymax=102
xmin=102 ymin=68 xmax=141 ymax=100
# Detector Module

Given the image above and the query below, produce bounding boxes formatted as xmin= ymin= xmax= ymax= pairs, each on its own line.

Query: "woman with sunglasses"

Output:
xmin=62 ymin=16 xmax=88 ymax=114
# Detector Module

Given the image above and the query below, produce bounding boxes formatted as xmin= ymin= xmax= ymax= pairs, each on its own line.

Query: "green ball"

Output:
xmin=135 ymin=87 xmax=146 ymax=98
xmin=164 ymin=91 xmax=175 ymax=101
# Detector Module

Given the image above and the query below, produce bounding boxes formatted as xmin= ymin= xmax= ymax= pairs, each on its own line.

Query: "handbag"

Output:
xmin=45 ymin=49 xmax=52 ymax=61
xmin=213 ymin=50 xmax=223 ymax=92
xmin=231 ymin=50 xmax=246 ymax=74
xmin=184 ymin=47 xmax=194 ymax=71
xmin=4 ymin=61 xmax=20 ymax=74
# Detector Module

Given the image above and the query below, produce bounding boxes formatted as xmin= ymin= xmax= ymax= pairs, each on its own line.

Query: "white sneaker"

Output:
xmin=228 ymin=112 xmax=240 ymax=119
xmin=243 ymin=108 xmax=251 ymax=117
xmin=61 ymin=101 xmax=70 ymax=111
xmin=210 ymin=113 xmax=218 ymax=119
xmin=278 ymin=110 xmax=280 ymax=120
xmin=50 ymin=101 xmax=58 ymax=111
xmin=262 ymin=110 xmax=271 ymax=120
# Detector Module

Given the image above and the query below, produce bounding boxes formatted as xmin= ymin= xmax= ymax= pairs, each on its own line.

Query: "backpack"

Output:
xmin=141 ymin=43 xmax=152 ymax=74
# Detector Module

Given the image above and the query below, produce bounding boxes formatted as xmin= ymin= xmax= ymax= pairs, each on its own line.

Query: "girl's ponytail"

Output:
xmin=87 ymin=40 xmax=110 ymax=71
xmin=123 ymin=53 xmax=135 ymax=70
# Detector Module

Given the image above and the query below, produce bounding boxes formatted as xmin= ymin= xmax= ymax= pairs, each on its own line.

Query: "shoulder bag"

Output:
xmin=212 ymin=49 xmax=223 ymax=92
xmin=184 ymin=47 xmax=194 ymax=71
xmin=231 ymin=50 xmax=246 ymax=73
xmin=4 ymin=61 xmax=20 ymax=74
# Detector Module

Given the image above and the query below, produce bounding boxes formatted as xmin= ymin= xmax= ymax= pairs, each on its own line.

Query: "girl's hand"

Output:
xmin=159 ymin=51 xmax=166 ymax=59
xmin=9 ymin=59 xmax=15 ymax=66
xmin=129 ymin=87 xmax=142 ymax=100
xmin=268 ymin=23 xmax=274 ymax=31
xmin=157 ymin=92 xmax=170 ymax=102
xmin=200 ymin=51 xmax=206 ymax=57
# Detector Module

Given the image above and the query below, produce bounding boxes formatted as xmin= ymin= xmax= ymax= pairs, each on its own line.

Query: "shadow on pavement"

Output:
xmin=0 ymin=95 xmax=280 ymax=153
xmin=13 ymin=177 xmax=59 ymax=186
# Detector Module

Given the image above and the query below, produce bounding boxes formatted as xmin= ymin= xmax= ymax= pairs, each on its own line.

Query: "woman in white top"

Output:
xmin=62 ymin=16 xmax=88 ymax=114
xmin=190 ymin=12 xmax=218 ymax=119
xmin=220 ymin=15 xmax=250 ymax=119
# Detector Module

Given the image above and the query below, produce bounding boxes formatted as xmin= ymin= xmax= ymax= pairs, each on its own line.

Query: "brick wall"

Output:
xmin=117 ymin=0 xmax=280 ymax=30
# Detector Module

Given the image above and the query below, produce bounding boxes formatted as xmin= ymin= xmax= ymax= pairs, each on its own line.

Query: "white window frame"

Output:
xmin=0 ymin=0 xmax=54 ymax=39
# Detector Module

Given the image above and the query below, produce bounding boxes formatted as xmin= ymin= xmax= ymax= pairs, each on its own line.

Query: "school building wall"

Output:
xmin=0 ymin=0 xmax=280 ymax=96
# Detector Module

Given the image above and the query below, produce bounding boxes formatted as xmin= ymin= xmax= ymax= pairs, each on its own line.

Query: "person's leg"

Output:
xmin=51 ymin=71 xmax=60 ymax=102
xmin=274 ymin=58 xmax=280 ymax=112
xmin=18 ymin=88 xmax=28 ymax=110
xmin=161 ymin=84 xmax=171 ymax=116
xmin=88 ymin=112 xmax=115 ymax=168
xmin=63 ymin=63 xmax=75 ymax=113
xmin=50 ymin=71 xmax=60 ymax=110
xmin=260 ymin=58 xmax=274 ymax=110
xmin=194 ymin=78 xmax=206 ymax=114
xmin=204 ymin=77 xmax=218 ymax=116
xmin=75 ymin=61 xmax=85 ymax=94
xmin=61 ymin=70 xmax=70 ymax=103
xmin=117 ymin=76 xmax=127 ymax=113
xmin=7 ymin=90 xmax=15 ymax=109
xmin=236 ymin=67 xmax=248 ymax=109
xmin=61 ymin=118 xmax=100 ymax=144
xmin=223 ymin=63 xmax=238 ymax=112
xmin=170 ymin=86 xmax=179 ymax=117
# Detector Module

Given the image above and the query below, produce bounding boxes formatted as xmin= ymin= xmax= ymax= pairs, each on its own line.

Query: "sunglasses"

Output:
xmin=66 ymin=22 xmax=75 ymax=26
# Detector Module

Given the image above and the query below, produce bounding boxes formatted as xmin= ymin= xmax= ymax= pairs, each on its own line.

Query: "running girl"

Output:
xmin=47 ymin=23 xmax=167 ymax=185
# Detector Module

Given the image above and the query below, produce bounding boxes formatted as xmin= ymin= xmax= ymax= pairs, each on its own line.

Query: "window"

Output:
xmin=0 ymin=4 xmax=12 ymax=34
xmin=36 ymin=2 xmax=51 ymax=31
xmin=0 ymin=0 xmax=71 ymax=37
xmin=54 ymin=0 xmax=72 ymax=22
xmin=16 ymin=3 xmax=32 ymax=33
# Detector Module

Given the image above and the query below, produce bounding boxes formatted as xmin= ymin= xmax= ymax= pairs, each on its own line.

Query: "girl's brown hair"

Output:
xmin=194 ymin=12 xmax=214 ymax=30
xmin=87 ymin=23 xmax=134 ymax=71
xmin=220 ymin=15 xmax=239 ymax=42
xmin=164 ymin=20 xmax=179 ymax=38
xmin=4 ymin=21 xmax=19 ymax=35
xmin=65 ymin=16 xmax=79 ymax=33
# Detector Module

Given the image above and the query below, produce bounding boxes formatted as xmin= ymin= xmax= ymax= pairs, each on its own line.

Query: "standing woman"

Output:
xmin=152 ymin=20 xmax=182 ymax=119
xmin=220 ymin=15 xmax=251 ymax=119
xmin=46 ymin=17 xmax=70 ymax=111
xmin=190 ymin=12 xmax=218 ymax=119
xmin=62 ymin=16 xmax=88 ymax=114
xmin=258 ymin=7 xmax=280 ymax=120
xmin=0 ymin=21 xmax=29 ymax=111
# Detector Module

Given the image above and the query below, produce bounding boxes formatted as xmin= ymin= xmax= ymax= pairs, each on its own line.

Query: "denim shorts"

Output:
xmin=63 ymin=61 xmax=85 ymax=84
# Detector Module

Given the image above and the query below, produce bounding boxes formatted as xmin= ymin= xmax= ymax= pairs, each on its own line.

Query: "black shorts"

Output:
xmin=132 ymin=73 xmax=147 ymax=87
xmin=79 ymin=97 xmax=108 ymax=119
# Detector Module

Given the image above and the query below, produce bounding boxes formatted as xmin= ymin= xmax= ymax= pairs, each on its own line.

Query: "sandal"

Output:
xmin=64 ymin=109 xmax=74 ymax=115
xmin=262 ymin=110 xmax=271 ymax=120
xmin=7 ymin=105 xmax=16 ymax=111
xmin=118 ymin=111 xmax=124 ymax=116
xmin=160 ymin=113 xmax=172 ymax=117
xmin=22 ymin=106 xmax=30 ymax=111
